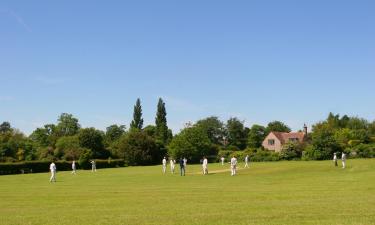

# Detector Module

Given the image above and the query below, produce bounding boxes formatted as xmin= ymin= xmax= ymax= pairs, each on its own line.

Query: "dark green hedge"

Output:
xmin=0 ymin=159 xmax=125 ymax=175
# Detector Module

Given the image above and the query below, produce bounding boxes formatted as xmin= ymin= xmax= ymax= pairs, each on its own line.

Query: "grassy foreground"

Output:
xmin=0 ymin=159 xmax=374 ymax=225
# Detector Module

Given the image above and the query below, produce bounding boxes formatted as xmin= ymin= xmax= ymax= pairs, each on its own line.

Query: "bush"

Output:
xmin=113 ymin=131 xmax=161 ymax=166
xmin=217 ymin=148 xmax=279 ymax=162
xmin=78 ymin=148 xmax=93 ymax=169
xmin=0 ymin=158 xmax=125 ymax=175
xmin=350 ymin=144 xmax=375 ymax=158
xmin=0 ymin=161 xmax=70 ymax=175
xmin=250 ymin=149 xmax=280 ymax=162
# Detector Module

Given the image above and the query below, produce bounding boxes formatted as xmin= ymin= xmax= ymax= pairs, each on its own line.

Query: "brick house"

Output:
xmin=262 ymin=125 xmax=308 ymax=152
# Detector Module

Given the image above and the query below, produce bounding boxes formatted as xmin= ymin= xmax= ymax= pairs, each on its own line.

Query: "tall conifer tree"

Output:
xmin=155 ymin=98 xmax=168 ymax=144
xmin=130 ymin=98 xmax=144 ymax=130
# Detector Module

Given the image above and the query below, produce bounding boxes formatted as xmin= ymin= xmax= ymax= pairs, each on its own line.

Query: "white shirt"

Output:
xmin=162 ymin=159 xmax=167 ymax=165
xmin=245 ymin=156 xmax=249 ymax=162
xmin=333 ymin=155 xmax=337 ymax=160
xmin=170 ymin=160 xmax=175 ymax=166
xmin=230 ymin=157 xmax=237 ymax=166
xmin=221 ymin=157 xmax=224 ymax=162
xmin=203 ymin=158 xmax=208 ymax=166
xmin=342 ymin=153 xmax=346 ymax=161
xmin=72 ymin=162 xmax=76 ymax=169
xmin=50 ymin=163 xmax=56 ymax=172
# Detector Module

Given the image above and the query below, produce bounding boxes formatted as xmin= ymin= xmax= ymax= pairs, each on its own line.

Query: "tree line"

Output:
xmin=1 ymin=99 xmax=375 ymax=166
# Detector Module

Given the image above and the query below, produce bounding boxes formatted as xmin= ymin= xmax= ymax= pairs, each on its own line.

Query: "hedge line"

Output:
xmin=0 ymin=159 xmax=125 ymax=175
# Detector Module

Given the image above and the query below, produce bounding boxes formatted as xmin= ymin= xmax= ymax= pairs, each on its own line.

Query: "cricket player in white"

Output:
xmin=49 ymin=161 xmax=56 ymax=182
xmin=72 ymin=160 xmax=76 ymax=174
xmin=244 ymin=155 xmax=249 ymax=168
xmin=341 ymin=152 xmax=346 ymax=168
xmin=202 ymin=157 xmax=208 ymax=175
xmin=90 ymin=160 xmax=96 ymax=172
xmin=183 ymin=157 xmax=187 ymax=168
xmin=221 ymin=156 xmax=225 ymax=165
xmin=230 ymin=156 xmax=237 ymax=176
xmin=333 ymin=153 xmax=338 ymax=167
xmin=162 ymin=157 xmax=167 ymax=174
xmin=170 ymin=159 xmax=175 ymax=174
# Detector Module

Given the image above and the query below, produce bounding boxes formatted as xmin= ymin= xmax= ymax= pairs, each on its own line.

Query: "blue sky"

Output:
xmin=0 ymin=0 xmax=374 ymax=135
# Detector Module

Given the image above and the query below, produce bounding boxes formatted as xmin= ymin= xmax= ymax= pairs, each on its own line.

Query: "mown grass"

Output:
xmin=0 ymin=159 xmax=374 ymax=225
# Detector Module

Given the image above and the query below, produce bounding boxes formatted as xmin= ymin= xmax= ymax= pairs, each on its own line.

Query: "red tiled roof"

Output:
xmin=271 ymin=131 xmax=306 ymax=144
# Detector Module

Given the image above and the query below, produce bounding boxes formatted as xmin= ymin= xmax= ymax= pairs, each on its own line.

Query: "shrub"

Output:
xmin=0 ymin=158 xmax=125 ymax=175
xmin=351 ymin=144 xmax=375 ymax=158
xmin=78 ymin=148 xmax=93 ymax=169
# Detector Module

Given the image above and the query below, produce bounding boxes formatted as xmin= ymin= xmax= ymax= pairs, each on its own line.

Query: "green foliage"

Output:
xmin=30 ymin=124 xmax=58 ymax=148
xmin=348 ymin=143 xmax=375 ymax=158
xmin=55 ymin=135 xmax=82 ymax=160
xmin=130 ymin=98 xmax=144 ymax=130
xmin=104 ymin=124 xmax=126 ymax=147
xmin=196 ymin=116 xmax=225 ymax=145
xmin=0 ymin=130 xmax=35 ymax=162
xmin=280 ymin=142 xmax=304 ymax=160
xmin=0 ymin=159 xmax=125 ymax=175
xmin=346 ymin=117 xmax=369 ymax=130
xmin=78 ymin=148 xmax=93 ymax=169
xmin=247 ymin=124 xmax=266 ymax=148
xmin=78 ymin=128 xmax=108 ymax=159
xmin=266 ymin=121 xmax=291 ymax=133
xmin=310 ymin=122 xmax=341 ymax=159
xmin=168 ymin=126 xmax=211 ymax=163
xmin=0 ymin=160 xmax=71 ymax=175
xmin=143 ymin=125 xmax=156 ymax=137
xmin=369 ymin=121 xmax=375 ymax=135
xmin=36 ymin=146 xmax=55 ymax=161
xmin=0 ymin=122 xmax=12 ymax=133
xmin=226 ymin=117 xmax=247 ymax=150
xmin=155 ymin=98 xmax=169 ymax=144
xmin=113 ymin=130 xmax=160 ymax=166
xmin=56 ymin=113 xmax=81 ymax=136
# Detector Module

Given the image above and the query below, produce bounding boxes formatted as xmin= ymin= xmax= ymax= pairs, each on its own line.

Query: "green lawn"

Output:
xmin=0 ymin=159 xmax=374 ymax=225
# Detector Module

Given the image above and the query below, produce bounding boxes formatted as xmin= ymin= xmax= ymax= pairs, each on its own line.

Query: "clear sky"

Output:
xmin=0 ymin=0 xmax=374 ymax=135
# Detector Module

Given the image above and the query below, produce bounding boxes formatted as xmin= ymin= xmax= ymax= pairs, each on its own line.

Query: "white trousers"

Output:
xmin=342 ymin=161 xmax=346 ymax=168
xmin=245 ymin=162 xmax=249 ymax=168
xmin=171 ymin=165 xmax=175 ymax=174
xmin=202 ymin=166 xmax=208 ymax=174
xmin=50 ymin=171 xmax=56 ymax=182
xmin=162 ymin=165 xmax=166 ymax=174
xmin=231 ymin=166 xmax=236 ymax=176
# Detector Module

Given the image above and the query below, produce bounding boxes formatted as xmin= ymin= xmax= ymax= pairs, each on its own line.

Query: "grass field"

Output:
xmin=0 ymin=159 xmax=374 ymax=225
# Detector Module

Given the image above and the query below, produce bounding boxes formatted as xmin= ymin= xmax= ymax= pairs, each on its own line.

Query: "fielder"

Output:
xmin=183 ymin=157 xmax=187 ymax=168
xmin=90 ymin=160 xmax=96 ymax=172
xmin=202 ymin=157 xmax=208 ymax=175
xmin=72 ymin=160 xmax=76 ymax=174
xmin=179 ymin=158 xmax=185 ymax=176
xmin=170 ymin=158 xmax=175 ymax=174
xmin=244 ymin=155 xmax=249 ymax=168
xmin=341 ymin=152 xmax=346 ymax=169
xmin=333 ymin=153 xmax=338 ymax=167
xmin=221 ymin=156 xmax=225 ymax=165
xmin=162 ymin=157 xmax=167 ymax=174
xmin=230 ymin=156 xmax=237 ymax=176
xmin=49 ymin=161 xmax=56 ymax=182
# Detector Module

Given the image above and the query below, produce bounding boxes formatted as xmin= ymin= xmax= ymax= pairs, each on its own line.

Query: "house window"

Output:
xmin=268 ymin=139 xmax=275 ymax=146
xmin=289 ymin=138 xmax=299 ymax=142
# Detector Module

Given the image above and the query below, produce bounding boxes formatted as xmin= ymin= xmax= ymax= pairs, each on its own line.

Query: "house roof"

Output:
xmin=271 ymin=131 xmax=306 ymax=144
